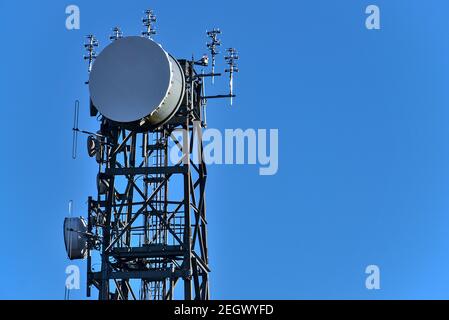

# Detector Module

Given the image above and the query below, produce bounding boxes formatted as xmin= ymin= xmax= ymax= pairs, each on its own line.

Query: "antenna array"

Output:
xmin=225 ymin=48 xmax=239 ymax=105
xmin=84 ymin=35 xmax=99 ymax=73
xmin=206 ymin=28 xmax=221 ymax=83
xmin=110 ymin=27 xmax=123 ymax=41
xmin=142 ymin=9 xmax=157 ymax=39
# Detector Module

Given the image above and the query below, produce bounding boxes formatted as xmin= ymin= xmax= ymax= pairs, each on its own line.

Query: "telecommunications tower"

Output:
xmin=64 ymin=9 xmax=238 ymax=300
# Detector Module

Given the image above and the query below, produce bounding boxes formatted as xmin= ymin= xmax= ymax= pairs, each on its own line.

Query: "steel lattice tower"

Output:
xmin=85 ymin=60 xmax=210 ymax=300
xmin=64 ymin=10 xmax=238 ymax=301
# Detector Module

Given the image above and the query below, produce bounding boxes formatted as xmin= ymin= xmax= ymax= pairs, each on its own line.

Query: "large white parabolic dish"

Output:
xmin=89 ymin=36 xmax=185 ymax=127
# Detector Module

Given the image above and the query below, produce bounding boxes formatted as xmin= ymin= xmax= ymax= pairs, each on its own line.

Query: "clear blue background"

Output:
xmin=1 ymin=0 xmax=449 ymax=299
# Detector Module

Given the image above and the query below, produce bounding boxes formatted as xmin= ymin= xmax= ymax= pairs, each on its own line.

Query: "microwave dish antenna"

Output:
xmin=88 ymin=36 xmax=185 ymax=130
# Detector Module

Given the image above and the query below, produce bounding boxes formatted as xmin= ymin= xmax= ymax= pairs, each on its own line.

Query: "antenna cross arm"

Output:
xmin=195 ymin=73 xmax=222 ymax=78
xmin=201 ymin=94 xmax=236 ymax=100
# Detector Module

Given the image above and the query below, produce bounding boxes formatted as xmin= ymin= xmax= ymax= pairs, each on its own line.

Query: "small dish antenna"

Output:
xmin=63 ymin=200 xmax=88 ymax=260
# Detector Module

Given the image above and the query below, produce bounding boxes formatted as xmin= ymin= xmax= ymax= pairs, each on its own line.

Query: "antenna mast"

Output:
xmin=206 ymin=28 xmax=221 ymax=84
xmin=142 ymin=9 xmax=157 ymax=39
xmin=84 ymin=35 xmax=99 ymax=73
xmin=225 ymin=48 xmax=239 ymax=106
xmin=110 ymin=27 xmax=123 ymax=41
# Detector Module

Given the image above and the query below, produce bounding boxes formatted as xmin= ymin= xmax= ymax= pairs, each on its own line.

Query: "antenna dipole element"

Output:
xmin=206 ymin=28 xmax=221 ymax=84
xmin=225 ymin=48 xmax=239 ymax=106
xmin=84 ymin=35 xmax=99 ymax=73
xmin=142 ymin=9 xmax=157 ymax=39
xmin=110 ymin=26 xmax=123 ymax=41
xmin=72 ymin=100 xmax=80 ymax=159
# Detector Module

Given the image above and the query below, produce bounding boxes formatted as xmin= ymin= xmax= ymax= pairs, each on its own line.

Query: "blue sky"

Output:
xmin=2 ymin=0 xmax=449 ymax=299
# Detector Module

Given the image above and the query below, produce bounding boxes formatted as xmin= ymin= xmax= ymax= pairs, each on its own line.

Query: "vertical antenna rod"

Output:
xmin=110 ymin=26 xmax=123 ymax=41
xmin=225 ymin=48 xmax=239 ymax=106
xmin=84 ymin=35 xmax=99 ymax=73
xmin=72 ymin=100 xmax=80 ymax=159
xmin=142 ymin=9 xmax=157 ymax=39
xmin=206 ymin=28 xmax=221 ymax=84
